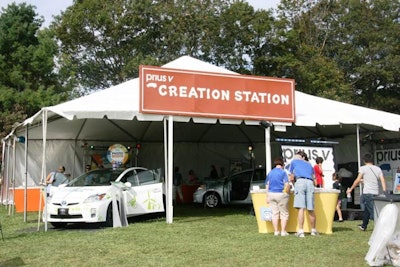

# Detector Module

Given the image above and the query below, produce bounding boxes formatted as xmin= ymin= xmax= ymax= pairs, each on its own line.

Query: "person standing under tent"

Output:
xmin=265 ymin=158 xmax=290 ymax=236
xmin=46 ymin=166 xmax=68 ymax=196
xmin=173 ymin=166 xmax=184 ymax=204
xmin=85 ymin=164 xmax=91 ymax=172
xmin=347 ymin=153 xmax=386 ymax=231
xmin=84 ymin=164 xmax=95 ymax=185
xmin=289 ymin=151 xmax=319 ymax=237
xmin=187 ymin=169 xmax=199 ymax=184
xmin=209 ymin=165 xmax=219 ymax=179
xmin=332 ymin=172 xmax=344 ymax=222
xmin=313 ymin=157 xmax=324 ymax=188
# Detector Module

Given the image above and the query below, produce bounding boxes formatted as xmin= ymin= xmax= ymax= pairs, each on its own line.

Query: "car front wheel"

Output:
xmin=204 ymin=192 xmax=221 ymax=208
xmin=105 ymin=202 xmax=120 ymax=227
xmin=50 ymin=222 xmax=68 ymax=228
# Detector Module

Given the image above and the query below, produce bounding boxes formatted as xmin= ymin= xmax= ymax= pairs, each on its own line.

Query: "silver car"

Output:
xmin=193 ymin=168 xmax=266 ymax=208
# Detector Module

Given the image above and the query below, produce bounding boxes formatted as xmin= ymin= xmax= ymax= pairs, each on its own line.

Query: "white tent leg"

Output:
xmin=8 ymin=137 xmax=16 ymax=216
xmin=4 ymin=140 xmax=11 ymax=208
xmin=0 ymin=140 xmax=5 ymax=202
xmin=265 ymin=126 xmax=272 ymax=173
xmin=166 ymin=115 xmax=174 ymax=224
xmin=23 ymin=126 xmax=28 ymax=222
xmin=163 ymin=118 xmax=169 ymax=223
xmin=356 ymin=125 xmax=362 ymax=197
xmin=37 ymin=109 xmax=48 ymax=232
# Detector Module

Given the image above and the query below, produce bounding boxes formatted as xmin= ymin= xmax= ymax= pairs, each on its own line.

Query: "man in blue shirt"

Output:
xmin=289 ymin=151 xmax=318 ymax=237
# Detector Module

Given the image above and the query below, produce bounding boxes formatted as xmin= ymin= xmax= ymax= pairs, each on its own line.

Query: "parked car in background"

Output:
xmin=44 ymin=167 xmax=164 ymax=228
xmin=193 ymin=167 xmax=266 ymax=208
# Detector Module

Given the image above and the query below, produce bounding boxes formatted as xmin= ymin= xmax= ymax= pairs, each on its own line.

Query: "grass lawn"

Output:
xmin=0 ymin=204 xmax=375 ymax=267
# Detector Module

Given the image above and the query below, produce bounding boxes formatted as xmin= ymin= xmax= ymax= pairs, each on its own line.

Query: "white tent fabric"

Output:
xmin=2 ymin=55 xmax=400 ymax=187
xmin=19 ymin=55 xmax=400 ymax=137
xmin=3 ymin=55 xmax=400 ymax=225
xmin=295 ymin=92 xmax=400 ymax=131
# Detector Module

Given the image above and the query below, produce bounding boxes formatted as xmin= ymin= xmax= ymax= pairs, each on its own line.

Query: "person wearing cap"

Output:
xmin=288 ymin=151 xmax=318 ymax=237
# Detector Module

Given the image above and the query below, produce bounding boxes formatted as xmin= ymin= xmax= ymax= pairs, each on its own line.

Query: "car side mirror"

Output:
xmin=124 ymin=182 xmax=132 ymax=189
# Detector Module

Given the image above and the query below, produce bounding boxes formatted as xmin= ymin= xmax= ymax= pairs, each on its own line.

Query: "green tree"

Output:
xmin=255 ymin=0 xmax=399 ymax=113
xmin=327 ymin=0 xmax=400 ymax=113
xmin=255 ymin=0 xmax=352 ymax=102
xmin=0 ymin=3 xmax=69 ymax=137
xmin=204 ymin=1 xmax=274 ymax=74
xmin=54 ymin=0 xmax=274 ymax=90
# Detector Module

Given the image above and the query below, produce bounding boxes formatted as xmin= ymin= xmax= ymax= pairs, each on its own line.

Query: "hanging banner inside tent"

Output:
xmin=375 ymin=148 xmax=400 ymax=192
xmin=375 ymin=148 xmax=400 ymax=175
xmin=281 ymin=145 xmax=335 ymax=189
xmin=139 ymin=66 xmax=295 ymax=122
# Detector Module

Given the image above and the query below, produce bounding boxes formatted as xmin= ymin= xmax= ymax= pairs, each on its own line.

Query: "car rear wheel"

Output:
xmin=204 ymin=192 xmax=221 ymax=208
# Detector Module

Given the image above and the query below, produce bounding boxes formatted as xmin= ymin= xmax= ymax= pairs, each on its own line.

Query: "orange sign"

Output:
xmin=139 ymin=66 xmax=295 ymax=122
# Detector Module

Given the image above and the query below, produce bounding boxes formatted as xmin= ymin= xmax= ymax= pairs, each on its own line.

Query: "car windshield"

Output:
xmin=67 ymin=169 xmax=124 ymax=187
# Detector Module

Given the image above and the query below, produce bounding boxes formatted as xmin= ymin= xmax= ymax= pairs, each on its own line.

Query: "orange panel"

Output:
xmin=10 ymin=188 xmax=44 ymax=212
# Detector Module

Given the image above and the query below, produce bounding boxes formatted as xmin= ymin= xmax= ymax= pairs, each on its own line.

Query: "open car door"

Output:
xmin=123 ymin=169 xmax=164 ymax=216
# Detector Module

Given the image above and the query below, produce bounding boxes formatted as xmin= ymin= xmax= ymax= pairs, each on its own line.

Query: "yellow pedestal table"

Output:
xmin=251 ymin=188 xmax=339 ymax=234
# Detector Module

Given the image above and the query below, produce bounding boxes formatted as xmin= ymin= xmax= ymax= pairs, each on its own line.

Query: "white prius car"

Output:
xmin=44 ymin=167 xmax=165 ymax=228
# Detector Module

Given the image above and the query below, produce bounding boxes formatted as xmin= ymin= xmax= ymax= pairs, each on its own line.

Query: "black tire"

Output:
xmin=105 ymin=202 xmax=119 ymax=227
xmin=204 ymin=192 xmax=221 ymax=208
xmin=50 ymin=222 xmax=68 ymax=228
xmin=161 ymin=194 xmax=166 ymax=216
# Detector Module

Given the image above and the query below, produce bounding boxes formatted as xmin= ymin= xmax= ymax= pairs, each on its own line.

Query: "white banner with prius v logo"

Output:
xmin=281 ymin=145 xmax=335 ymax=189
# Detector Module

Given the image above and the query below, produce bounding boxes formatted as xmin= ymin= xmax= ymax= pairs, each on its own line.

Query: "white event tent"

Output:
xmin=2 ymin=56 xmax=400 ymax=224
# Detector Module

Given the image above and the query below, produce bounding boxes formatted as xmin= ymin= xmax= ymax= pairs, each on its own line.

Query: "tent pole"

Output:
xmin=163 ymin=118 xmax=168 ymax=223
xmin=4 ymin=140 xmax=11 ymax=209
xmin=166 ymin=115 xmax=174 ymax=224
xmin=0 ymin=140 xmax=5 ymax=202
xmin=356 ymin=125 xmax=362 ymax=199
xmin=9 ymin=136 xmax=16 ymax=216
xmin=265 ymin=125 xmax=272 ymax=173
xmin=38 ymin=109 xmax=48 ymax=232
xmin=24 ymin=125 xmax=28 ymax=222
xmin=43 ymin=109 xmax=48 ymax=232
xmin=356 ymin=125 xmax=361 ymax=168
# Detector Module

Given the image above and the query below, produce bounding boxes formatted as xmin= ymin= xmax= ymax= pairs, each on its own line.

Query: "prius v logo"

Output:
xmin=146 ymin=74 xmax=174 ymax=89
xmin=145 ymin=74 xmax=176 ymax=92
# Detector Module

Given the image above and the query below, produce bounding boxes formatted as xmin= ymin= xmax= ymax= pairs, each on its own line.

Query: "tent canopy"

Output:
xmin=2 ymin=55 xmax=400 ymax=190
xmin=15 ymin=55 xmax=400 ymax=144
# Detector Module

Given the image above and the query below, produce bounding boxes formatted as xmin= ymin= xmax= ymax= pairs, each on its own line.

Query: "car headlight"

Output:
xmin=83 ymin=193 xmax=107 ymax=203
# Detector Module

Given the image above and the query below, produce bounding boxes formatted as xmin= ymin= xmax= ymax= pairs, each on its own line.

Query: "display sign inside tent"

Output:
xmin=139 ymin=66 xmax=295 ymax=122
xmin=281 ymin=145 xmax=335 ymax=189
